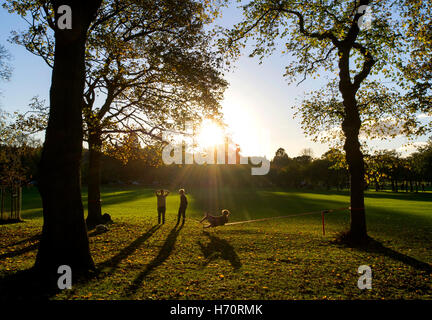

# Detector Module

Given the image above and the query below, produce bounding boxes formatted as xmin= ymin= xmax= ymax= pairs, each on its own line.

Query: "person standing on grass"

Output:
xmin=176 ymin=189 xmax=188 ymax=226
xmin=155 ymin=189 xmax=169 ymax=224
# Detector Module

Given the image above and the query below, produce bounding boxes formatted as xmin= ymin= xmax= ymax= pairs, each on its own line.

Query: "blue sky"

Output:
xmin=0 ymin=3 xmax=429 ymax=159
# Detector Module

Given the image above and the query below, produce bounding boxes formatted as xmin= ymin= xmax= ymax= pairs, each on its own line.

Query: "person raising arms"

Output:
xmin=155 ymin=189 xmax=169 ymax=224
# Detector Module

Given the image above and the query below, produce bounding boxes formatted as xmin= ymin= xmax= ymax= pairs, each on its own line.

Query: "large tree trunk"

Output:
xmin=342 ymin=109 xmax=368 ymax=241
xmin=35 ymin=1 xmax=101 ymax=276
xmin=86 ymin=128 xmax=103 ymax=229
xmin=341 ymin=102 xmax=368 ymax=242
xmin=339 ymin=50 xmax=368 ymax=243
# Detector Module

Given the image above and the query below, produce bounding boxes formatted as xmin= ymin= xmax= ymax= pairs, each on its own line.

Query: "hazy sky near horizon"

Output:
xmin=0 ymin=3 xmax=430 ymax=159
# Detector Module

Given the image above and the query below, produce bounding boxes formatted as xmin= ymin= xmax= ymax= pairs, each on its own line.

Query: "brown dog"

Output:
xmin=200 ymin=209 xmax=231 ymax=228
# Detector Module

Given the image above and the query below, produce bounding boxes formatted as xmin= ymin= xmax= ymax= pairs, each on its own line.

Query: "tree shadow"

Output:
xmin=0 ymin=224 xmax=162 ymax=300
xmin=337 ymin=237 xmax=432 ymax=273
xmin=125 ymin=223 xmax=184 ymax=295
xmin=0 ymin=268 xmax=61 ymax=300
xmin=278 ymin=188 xmax=432 ymax=203
xmin=0 ymin=233 xmax=40 ymax=249
xmin=0 ymin=219 xmax=25 ymax=225
xmin=20 ymin=187 xmax=155 ymax=220
xmin=0 ymin=242 xmax=39 ymax=261
xmin=83 ymin=188 xmax=154 ymax=208
xmin=98 ymin=224 xmax=161 ymax=275
xmin=197 ymin=231 xmax=242 ymax=270
xmin=362 ymin=191 xmax=432 ymax=202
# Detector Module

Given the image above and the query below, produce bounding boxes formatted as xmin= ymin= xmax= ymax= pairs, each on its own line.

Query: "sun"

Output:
xmin=222 ymin=100 xmax=268 ymax=157
xmin=196 ymin=119 xmax=225 ymax=149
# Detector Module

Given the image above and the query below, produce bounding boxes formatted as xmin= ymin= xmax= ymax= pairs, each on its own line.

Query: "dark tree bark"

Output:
xmin=86 ymin=125 xmax=103 ymax=229
xmin=35 ymin=0 xmax=102 ymax=275
xmin=341 ymin=96 xmax=368 ymax=242
xmin=84 ymin=92 xmax=114 ymax=228
xmin=338 ymin=43 xmax=370 ymax=243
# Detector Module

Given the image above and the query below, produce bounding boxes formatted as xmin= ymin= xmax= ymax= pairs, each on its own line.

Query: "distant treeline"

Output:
xmin=1 ymin=141 xmax=431 ymax=192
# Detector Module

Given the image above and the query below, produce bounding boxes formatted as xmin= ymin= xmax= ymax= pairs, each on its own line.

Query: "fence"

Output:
xmin=0 ymin=185 xmax=22 ymax=221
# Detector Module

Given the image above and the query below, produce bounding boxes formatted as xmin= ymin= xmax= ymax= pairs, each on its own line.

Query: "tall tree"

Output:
xmin=397 ymin=0 xmax=432 ymax=129
xmin=81 ymin=0 xmax=226 ymax=227
xmin=222 ymin=0 xmax=424 ymax=243
xmin=6 ymin=0 xmax=103 ymax=275
xmin=7 ymin=0 xmax=227 ymax=228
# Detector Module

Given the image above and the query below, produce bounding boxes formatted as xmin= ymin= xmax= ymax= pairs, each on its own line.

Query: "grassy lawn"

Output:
xmin=0 ymin=186 xmax=431 ymax=299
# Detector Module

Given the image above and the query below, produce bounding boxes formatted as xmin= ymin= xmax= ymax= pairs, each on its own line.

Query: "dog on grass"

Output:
xmin=200 ymin=209 xmax=231 ymax=228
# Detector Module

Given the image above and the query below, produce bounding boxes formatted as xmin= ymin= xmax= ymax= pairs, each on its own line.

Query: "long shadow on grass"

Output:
xmin=197 ymin=231 xmax=241 ymax=270
xmin=344 ymin=237 xmax=432 ymax=273
xmin=2 ymin=224 xmax=162 ymax=300
xmin=125 ymin=223 xmax=184 ymax=296
xmin=98 ymin=224 xmax=161 ymax=275
xmin=85 ymin=188 xmax=154 ymax=208
xmin=362 ymin=191 xmax=432 ymax=202
xmin=0 ymin=242 xmax=38 ymax=260
xmin=271 ymin=188 xmax=432 ymax=203
xmin=192 ymin=187 xmax=350 ymax=222
xmin=0 ymin=233 xmax=40 ymax=249
xmin=0 ymin=268 xmax=61 ymax=300
xmin=20 ymin=187 xmax=155 ymax=220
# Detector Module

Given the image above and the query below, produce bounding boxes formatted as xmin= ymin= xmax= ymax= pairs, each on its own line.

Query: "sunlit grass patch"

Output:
xmin=0 ymin=186 xmax=431 ymax=300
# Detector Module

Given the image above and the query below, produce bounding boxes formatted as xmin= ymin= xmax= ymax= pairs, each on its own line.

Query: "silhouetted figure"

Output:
xmin=176 ymin=189 xmax=188 ymax=226
xmin=155 ymin=189 xmax=169 ymax=224
xmin=422 ymin=184 xmax=425 ymax=192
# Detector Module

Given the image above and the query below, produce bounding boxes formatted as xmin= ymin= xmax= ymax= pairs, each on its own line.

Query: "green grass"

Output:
xmin=1 ymin=186 xmax=431 ymax=300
